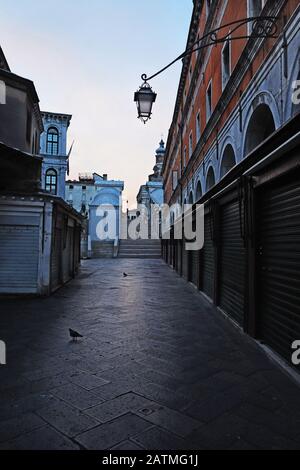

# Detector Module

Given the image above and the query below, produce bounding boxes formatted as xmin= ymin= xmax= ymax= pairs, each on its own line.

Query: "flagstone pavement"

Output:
xmin=0 ymin=259 xmax=300 ymax=450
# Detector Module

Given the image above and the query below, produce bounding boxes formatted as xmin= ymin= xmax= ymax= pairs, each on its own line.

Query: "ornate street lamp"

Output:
xmin=134 ymin=16 xmax=278 ymax=123
xmin=134 ymin=79 xmax=157 ymax=124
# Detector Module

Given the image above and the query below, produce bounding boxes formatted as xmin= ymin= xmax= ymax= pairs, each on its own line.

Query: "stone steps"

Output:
xmin=91 ymin=241 xmax=114 ymax=259
xmin=118 ymin=240 xmax=161 ymax=259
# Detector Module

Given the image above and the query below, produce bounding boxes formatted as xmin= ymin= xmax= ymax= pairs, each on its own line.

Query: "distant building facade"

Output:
xmin=136 ymin=139 xmax=165 ymax=237
xmin=40 ymin=111 xmax=72 ymax=199
xmin=66 ymin=173 xmax=124 ymax=258
xmin=0 ymin=48 xmax=81 ymax=296
xmin=137 ymin=139 xmax=165 ymax=207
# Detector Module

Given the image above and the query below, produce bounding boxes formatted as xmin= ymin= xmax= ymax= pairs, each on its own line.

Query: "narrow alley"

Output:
xmin=0 ymin=259 xmax=300 ymax=450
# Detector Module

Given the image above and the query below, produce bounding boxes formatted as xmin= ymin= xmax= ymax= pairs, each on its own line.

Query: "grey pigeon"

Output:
xmin=69 ymin=328 xmax=83 ymax=341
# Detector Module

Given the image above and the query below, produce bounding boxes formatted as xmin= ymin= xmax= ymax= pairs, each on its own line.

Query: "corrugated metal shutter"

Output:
xmin=69 ymin=226 xmax=75 ymax=276
xmin=258 ymin=175 xmax=300 ymax=361
xmin=51 ymin=227 xmax=62 ymax=291
xmin=0 ymin=225 xmax=39 ymax=293
xmin=172 ymin=240 xmax=176 ymax=269
xmin=165 ymin=240 xmax=169 ymax=264
xmin=182 ymin=239 xmax=189 ymax=280
xmin=177 ymin=239 xmax=182 ymax=274
xmin=62 ymin=226 xmax=73 ymax=283
xmin=202 ymin=215 xmax=214 ymax=299
xmin=170 ymin=238 xmax=174 ymax=267
xmin=189 ymin=250 xmax=199 ymax=287
xmin=219 ymin=199 xmax=245 ymax=326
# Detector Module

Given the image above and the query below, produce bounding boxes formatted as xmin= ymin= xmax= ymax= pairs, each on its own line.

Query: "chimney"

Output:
xmin=103 ymin=174 xmax=108 ymax=180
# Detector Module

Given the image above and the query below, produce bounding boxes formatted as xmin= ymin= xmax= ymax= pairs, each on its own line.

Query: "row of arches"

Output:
xmin=186 ymin=101 xmax=277 ymax=204
xmin=185 ymin=45 xmax=300 ymax=203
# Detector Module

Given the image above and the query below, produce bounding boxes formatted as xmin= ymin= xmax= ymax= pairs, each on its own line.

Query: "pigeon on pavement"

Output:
xmin=69 ymin=329 xmax=83 ymax=341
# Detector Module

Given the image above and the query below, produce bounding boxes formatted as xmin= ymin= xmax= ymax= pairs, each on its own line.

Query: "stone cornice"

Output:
xmin=41 ymin=111 xmax=72 ymax=127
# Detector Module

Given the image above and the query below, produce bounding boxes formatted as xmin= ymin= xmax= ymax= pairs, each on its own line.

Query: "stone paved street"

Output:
xmin=1 ymin=259 xmax=300 ymax=450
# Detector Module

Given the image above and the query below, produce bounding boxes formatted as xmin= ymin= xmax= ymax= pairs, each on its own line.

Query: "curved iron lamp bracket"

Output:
xmin=141 ymin=16 xmax=278 ymax=83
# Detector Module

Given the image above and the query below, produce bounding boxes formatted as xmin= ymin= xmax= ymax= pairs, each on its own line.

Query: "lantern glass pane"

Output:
xmin=139 ymin=96 xmax=153 ymax=116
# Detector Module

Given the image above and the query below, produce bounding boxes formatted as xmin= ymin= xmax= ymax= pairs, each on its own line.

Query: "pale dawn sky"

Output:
xmin=0 ymin=0 xmax=192 ymax=207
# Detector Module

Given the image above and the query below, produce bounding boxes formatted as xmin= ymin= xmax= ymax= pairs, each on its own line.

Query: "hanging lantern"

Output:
xmin=134 ymin=81 xmax=157 ymax=124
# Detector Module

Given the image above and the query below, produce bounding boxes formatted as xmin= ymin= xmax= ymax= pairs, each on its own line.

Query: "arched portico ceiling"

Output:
xmin=220 ymin=144 xmax=236 ymax=179
xmin=242 ymin=90 xmax=281 ymax=159
xmin=206 ymin=166 xmax=216 ymax=192
xmin=195 ymin=180 xmax=203 ymax=202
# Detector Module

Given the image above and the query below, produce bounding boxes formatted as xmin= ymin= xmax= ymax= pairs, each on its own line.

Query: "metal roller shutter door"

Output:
xmin=258 ymin=176 xmax=300 ymax=362
xmin=0 ymin=225 xmax=39 ymax=293
xmin=177 ymin=239 xmax=182 ymax=274
xmin=219 ymin=200 xmax=245 ymax=326
xmin=170 ymin=239 xmax=174 ymax=267
xmin=62 ymin=227 xmax=74 ymax=283
xmin=51 ymin=228 xmax=62 ymax=291
xmin=202 ymin=215 xmax=214 ymax=299
xmin=172 ymin=240 xmax=177 ymax=270
xmin=190 ymin=250 xmax=199 ymax=287
xmin=182 ymin=240 xmax=189 ymax=280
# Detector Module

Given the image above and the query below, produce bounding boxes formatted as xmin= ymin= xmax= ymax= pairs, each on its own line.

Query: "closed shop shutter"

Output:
xmin=172 ymin=240 xmax=176 ymax=269
xmin=51 ymin=227 xmax=62 ymax=291
xmin=202 ymin=214 xmax=214 ymax=299
xmin=0 ymin=225 xmax=39 ymax=293
xmin=170 ymin=239 xmax=174 ymax=267
xmin=182 ymin=239 xmax=189 ymax=280
xmin=69 ymin=226 xmax=75 ymax=276
xmin=62 ymin=226 xmax=74 ymax=283
xmin=219 ymin=199 xmax=245 ymax=326
xmin=165 ymin=240 xmax=169 ymax=264
xmin=177 ymin=239 xmax=182 ymax=274
xmin=258 ymin=175 xmax=300 ymax=361
xmin=189 ymin=249 xmax=199 ymax=287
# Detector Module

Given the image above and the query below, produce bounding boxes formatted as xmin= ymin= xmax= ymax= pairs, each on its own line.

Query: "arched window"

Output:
xmin=220 ymin=144 xmax=236 ymax=178
xmin=206 ymin=167 xmax=216 ymax=192
xmin=46 ymin=127 xmax=59 ymax=155
xmin=244 ymin=104 xmax=275 ymax=157
xmin=45 ymin=169 xmax=57 ymax=195
xmin=188 ymin=191 xmax=194 ymax=205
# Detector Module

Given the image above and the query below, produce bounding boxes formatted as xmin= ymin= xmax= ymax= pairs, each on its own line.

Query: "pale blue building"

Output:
xmin=66 ymin=173 xmax=124 ymax=258
xmin=40 ymin=111 xmax=72 ymax=199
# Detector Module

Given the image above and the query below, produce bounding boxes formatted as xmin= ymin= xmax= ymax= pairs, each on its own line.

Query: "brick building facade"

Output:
xmin=162 ymin=0 xmax=300 ymax=366
xmin=163 ymin=0 xmax=300 ymax=206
